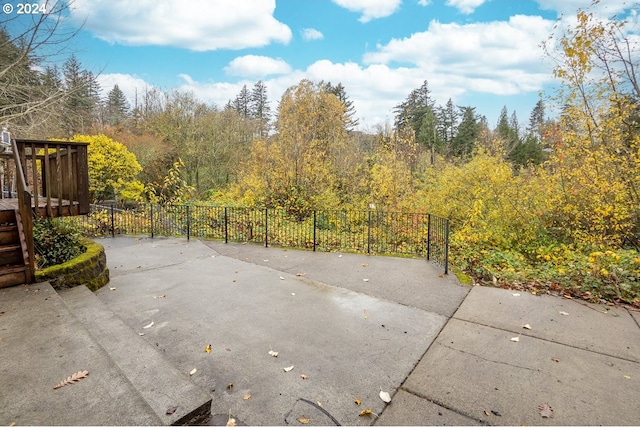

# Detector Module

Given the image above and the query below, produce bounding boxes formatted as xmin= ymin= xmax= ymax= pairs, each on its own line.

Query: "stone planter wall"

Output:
xmin=35 ymin=239 xmax=110 ymax=291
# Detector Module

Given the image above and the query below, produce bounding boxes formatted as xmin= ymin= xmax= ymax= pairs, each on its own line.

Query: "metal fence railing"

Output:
xmin=66 ymin=204 xmax=449 ymax=274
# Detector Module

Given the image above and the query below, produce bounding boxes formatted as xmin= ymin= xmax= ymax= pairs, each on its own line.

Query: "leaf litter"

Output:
xmin=53 ymin=370 xmax=89 ymax=389
xmin=537 ymin=403 xmax=554 ymax=418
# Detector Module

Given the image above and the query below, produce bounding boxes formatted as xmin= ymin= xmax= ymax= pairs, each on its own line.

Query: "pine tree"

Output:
xmin=249 ymin=80 xmax=271 ymax=138
xmin=393 ymin=80 xmax=434 ymax=134
xmin=231 ymin=85 xmax=250 ymax=118
xmin=322 ymin=81 xmax=359 ymax=131
xmin=104 ymin=84 xmax=130 ymax=127
xmin=451 ymin=106 xmax=479 ymax=158
xmin=62 ymin=55 xmax=100 ymax=135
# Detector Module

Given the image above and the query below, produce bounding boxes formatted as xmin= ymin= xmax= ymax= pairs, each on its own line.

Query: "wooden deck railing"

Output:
xmin=13 ymin=139 xmax=90 ymax=217
xmin=11 ymin=138 xmax=34 ymax=283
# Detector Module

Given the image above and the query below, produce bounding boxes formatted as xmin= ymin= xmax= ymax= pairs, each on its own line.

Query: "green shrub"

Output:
xmin=33 ymin=218 xmax=86 ymax=269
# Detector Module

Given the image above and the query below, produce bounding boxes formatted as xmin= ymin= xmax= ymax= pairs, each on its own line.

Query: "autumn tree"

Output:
xmin=544 ymin=0 xmax=640 ymax=248
xmin=70 ymin=134 xmax=144 ymax=204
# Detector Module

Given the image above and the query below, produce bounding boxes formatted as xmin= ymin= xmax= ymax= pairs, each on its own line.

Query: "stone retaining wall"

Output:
xmin=35 ymin=239 xmax=110 ymax=291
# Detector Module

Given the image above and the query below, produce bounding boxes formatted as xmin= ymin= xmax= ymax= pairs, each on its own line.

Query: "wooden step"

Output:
xmin=0 ymin=244 xmax=23 ymax=265
xmin=0 ymin=224 xmax=19 ymax=245
xmin=0 ymin=209 xmax=16 ymax=224
xmin=0 ymin=265 xmax=28 ymax=288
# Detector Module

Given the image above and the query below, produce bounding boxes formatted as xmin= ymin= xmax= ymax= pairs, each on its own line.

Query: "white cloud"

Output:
xmin=96 ymin=73 xmax=153 ymax=107
xmin=445 ymin=0 xmax=487 ymax=15
xmin=331 ymin=0 xmax=402 ymax=23
xmin=224 ymin=55 xmax=292 ymax=77
xmin=68 ymin=0 xmax=292 ymax=51
xmin=302 ymin=28 xmax=324 ymax=41
xmin=418 ymin=0 xmax=431 ymax=6
xmin=363 ymin=15 xmax=554 ymax=95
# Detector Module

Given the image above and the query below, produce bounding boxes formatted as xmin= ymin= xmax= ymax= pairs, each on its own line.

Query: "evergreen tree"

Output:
xmin=104 ymin=84 xmax=130 ymax=127
xmin=249 ymin=80 xmax=271 ymax=138
xmin=322 ymin=81 xmax=359 ymax=130
xmin=528 ymin=99 xmax=545 ymax=141
xmin=496 ymin=106 xmax=520 ymax=154
xmin=62 ymin=55 xmax=100 ymax=135
xmin=451 ymin=106 xmax=480 ymax=158
xmin=436 ymin=98 xmax=459 ymax=153
xmin=393 ymin=80 xmax=434 ymax=134
xmin=231 ymin=85 xmax=251 ymax=118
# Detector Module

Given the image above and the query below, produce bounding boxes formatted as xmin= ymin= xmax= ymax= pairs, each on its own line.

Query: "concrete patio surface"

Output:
xmin=1 ymin=236 xmax=639 ymax=425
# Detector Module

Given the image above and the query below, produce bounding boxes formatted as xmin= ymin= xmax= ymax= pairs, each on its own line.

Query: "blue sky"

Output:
xmin=4 ymin=0 xmax=636 ymax=131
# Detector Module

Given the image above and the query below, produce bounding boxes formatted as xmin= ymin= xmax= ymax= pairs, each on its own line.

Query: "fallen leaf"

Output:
xmin=296 ymin=272 xmax=306 ymax=277
xmin=154 ymin=294 xmax=166 ymax=299
xmin=53 ymin=370 xmax=89 ymax=389
xmin=280 ymin=276 xmax=285 ymax=280
xmin=551 ymin=358 xmax=560 ymax=363
xmin=359 ymin=409 xmax=372 ymax=416
xmin=284 ymin=365 xmax=294 ymax=372
xmin=338 ymin=255 xmax=342 ymax=257
xmin=138 ymin=332 xmax=145 ymax=336
xmin=297 ymin=418 xmax=311 ymax=424
xmin=263 ymin=259 xmax=269 ymax=262
xmin=559 ymin=311 xmax=569 ymax=316
xmin=205 ymin=344 xmax=212 ymax=354
xmin=531 ymin=290 xmax=537 ymax=295
xmin=510 ymin=336 xmax=520 ymax=342
xmin=226 ymin=418 xmax=237 ymax=427
xmin=243 ymin=393 xmax=251 ymax=400
xmin=362 ymin=263 xmax=368 ymax=267
xmin=143 ymin=321 xmax=154 ymax=329
xmin=291 ymin=293 xmax=296 ymax=296
xmin=300 ymin=374 xmax=308 ymax=380
xmin=484 ymin=410 xmax=490 ymax=416
xmin=166 ymin=406 xmax=179 ymax=415
xmin=363 ymin=309 xmax=369 ymax=320
xmin=563 ymin=294 xmax=572 ymax=299
xmin=523 ymin=324 xmax=532 ymax=330
xmin=624 ymin=375 xmax=631 ymax=379
xmin=354 ymin=398 xmax=362 ymax=405
xmin=316 ymin=401 xmax=322 ymax=407
xmin=537 ymin=403 xmax=554 ymax=418
xmin=189 ymin=368 xmax=197 ymax=376
xmin=227 ymin=383 xmax=233 ymax=390
xmin=512 ymin=293 xmax=521 ymax=297
xmin=109 ymin=287 xmax=116 ymax=291
xmin=362 ymin=278 xmax=370 ymax=282
xmin=491 ymin=410 xmax=502 ymax=416
xmin=268 ymin=350 xmax=279 ymax=357
xmin=379 ymin=389 xmax=391 ymax=403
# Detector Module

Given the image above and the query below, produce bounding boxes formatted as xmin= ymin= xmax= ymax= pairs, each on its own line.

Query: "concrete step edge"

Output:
xmin=57 ymin=285 xmax=212 ymax=425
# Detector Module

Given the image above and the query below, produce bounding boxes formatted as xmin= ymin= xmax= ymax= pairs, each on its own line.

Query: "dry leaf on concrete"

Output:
xmin=268 ymin=350 xmax=279 ymax=357
xmin=243 ymin=393 xmax=251 ymax=400
xmin=166 ymin=406 xmax=178 ymax=415
xmin=379 ymin=389 xmax=391 ymax=403
xmin=297 ymin=418 xmax=311 ymax=424
xmin=354 ymin=398 xmax=361 ymax=405
xmin=143 ymin=321 xmax=154 ymax=329
xmin=559 ymin=311 xmax=569 ymax=316
xmin=510 ymin=336 xmax=520 ymax=342
xmin=537 ymin=403 xmax=554 ymax=418
xmin=205 ymin=344 xmax=212 ymax=354
xmin=189 ymin=368 xmax=197 ymax=376
xmin=53 ymin=370 xmax=89 ymax=389
xmin=522 ymin=324 xmax=532 ymax=330
xmin=284 ymin=365 xmax=294 ymax=372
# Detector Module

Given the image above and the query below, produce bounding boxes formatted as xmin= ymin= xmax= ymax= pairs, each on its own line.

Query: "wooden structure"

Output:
xmin=0 ymin=139 xmax=89 ymax=288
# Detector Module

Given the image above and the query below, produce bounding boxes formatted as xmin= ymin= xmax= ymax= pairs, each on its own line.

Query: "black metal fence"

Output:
xmin=69 ymin=204 xmax=449 ymax=273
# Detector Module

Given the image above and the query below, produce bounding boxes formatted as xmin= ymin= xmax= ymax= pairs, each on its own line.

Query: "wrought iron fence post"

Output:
xmin=224 ymin=207 xmax=228 ymax=243
xmin=313 ymin=210 xmax=317 ymax=252
xmin=110 ymin=204 xmax=115 ymax=238
xmin=367 ymin=210 xmax=372 ymax=254
xmin=186 ymin=205 xmax=190 ymax=241
xmin=426 ymin=213 xmax=431 ymax=261
xmin=264 ymin=207 xmax=269 ymax=248
xmin=444 ymin=219 xmax=449 ymax=275
xmin=150 ymin=204 xmax=154 ymax=238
